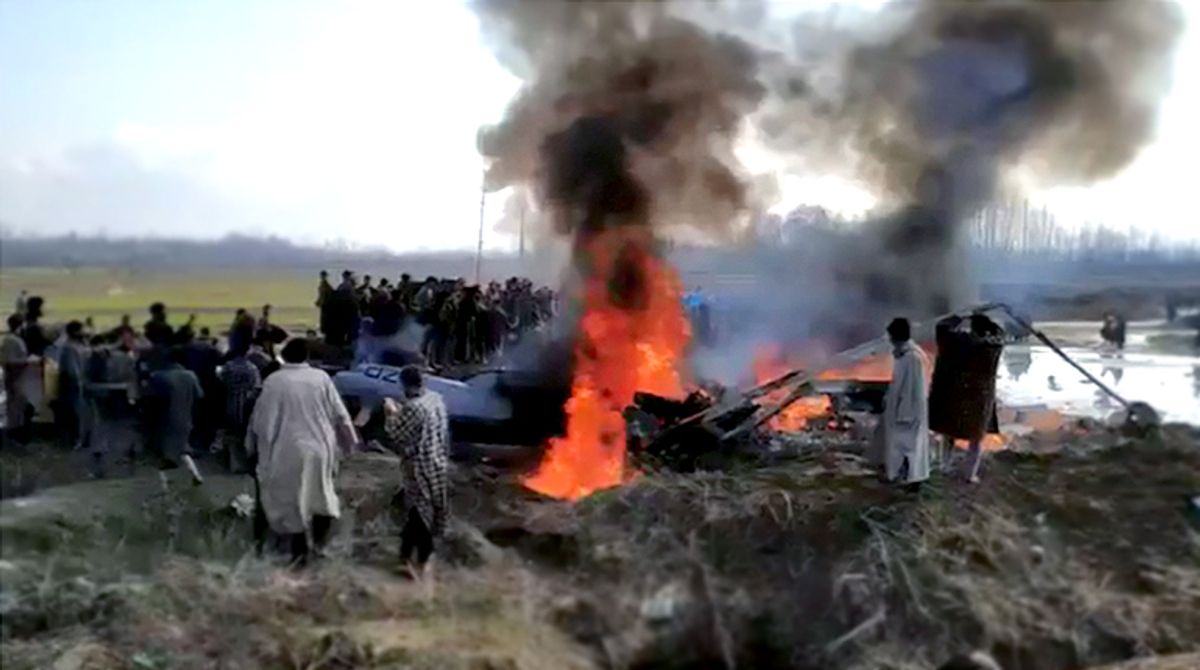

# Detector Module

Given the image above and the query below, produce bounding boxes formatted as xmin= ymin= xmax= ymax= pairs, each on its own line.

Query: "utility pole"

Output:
xmin=518 ymin=197 xmax=526 ymax=260
xmin=475 ymin=172 xmax=486 ymax=285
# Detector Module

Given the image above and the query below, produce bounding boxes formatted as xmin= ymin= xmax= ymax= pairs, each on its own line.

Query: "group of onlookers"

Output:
xmin=316 ymin=270 xmax=558 ymax=368
xmin=1 ymin=288 xmax=457 ymax=571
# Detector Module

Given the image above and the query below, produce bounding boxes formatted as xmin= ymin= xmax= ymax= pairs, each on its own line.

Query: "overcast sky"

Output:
xmin=1 ymin=0 xmax=1196 ymax=249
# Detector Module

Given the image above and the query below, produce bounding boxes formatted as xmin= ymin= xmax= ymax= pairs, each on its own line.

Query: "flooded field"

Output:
xmin=999 ymin=321 xmax=1200 ymax=425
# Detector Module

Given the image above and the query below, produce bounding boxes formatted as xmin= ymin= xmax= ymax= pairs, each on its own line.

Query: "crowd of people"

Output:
xmin=316 ymin=270 xmax=558 ymax=368
xmin=0 ymin=270 xmax=553 ymax=569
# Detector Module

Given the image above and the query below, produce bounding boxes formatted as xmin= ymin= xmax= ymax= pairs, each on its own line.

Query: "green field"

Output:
xmin=0 ymin=268 xmax=321 ymax=333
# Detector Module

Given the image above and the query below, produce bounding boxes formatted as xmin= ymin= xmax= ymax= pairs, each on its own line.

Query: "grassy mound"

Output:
xmin=2 ymin=431 xmax=1198 ymax=669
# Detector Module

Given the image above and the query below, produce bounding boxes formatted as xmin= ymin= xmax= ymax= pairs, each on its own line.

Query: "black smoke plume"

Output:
xmin=474 ymin=0 xmax=1183 ymax=357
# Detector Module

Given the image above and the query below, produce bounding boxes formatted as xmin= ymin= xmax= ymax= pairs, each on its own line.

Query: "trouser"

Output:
xmin=90 ymin=416 xmax=141 ymax=478
xmin=939 ymin=436 xmax=984 ymax=480
xmin=400 ymin=508 xmax=434 ymax=566
xmin=252 ymin=478 xmax=334 ymax=566
xmin=224 ymin=430 xmax=251 ymax=474
xmin=3 ymin=370 xmax=29 ymax=440
xmin=289 ymin=515 xmax=334 ymax=567
xmin=60 ymin=395 xmax=93 ymax=449
xmin=965 ymin=440 xmax=984 ymax=480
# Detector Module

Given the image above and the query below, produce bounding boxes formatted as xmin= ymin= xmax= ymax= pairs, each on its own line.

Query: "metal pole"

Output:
xmin=992 ymin=304 xmax=1132 ymax=410
xmin=518 ymin=198 xmax=526 ymax=260
xmin=475 ymin=173 xmax=486 ymax=284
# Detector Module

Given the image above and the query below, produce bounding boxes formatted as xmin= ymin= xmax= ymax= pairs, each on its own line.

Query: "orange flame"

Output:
xmin=954 ymin=434 xmax=1008 ymax=451
xmin=751 ymin=344 xmax=833 ymax=431
xmin=524 ymin=230 xmax=691 ymax=500
xmin=753 ymin=342 xmax=1006 ymax=448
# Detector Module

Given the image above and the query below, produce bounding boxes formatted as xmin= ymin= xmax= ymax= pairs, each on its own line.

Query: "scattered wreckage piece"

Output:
xmin=710 ymin=302 xmax=1162 ymax=448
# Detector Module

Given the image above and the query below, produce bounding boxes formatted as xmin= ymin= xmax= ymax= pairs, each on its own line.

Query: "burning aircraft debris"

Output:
xmin=471 ymin=0 xmax=1184 ymax=499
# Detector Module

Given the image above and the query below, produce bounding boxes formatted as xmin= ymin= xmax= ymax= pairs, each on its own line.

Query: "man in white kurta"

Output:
xmin=882 ymin=318 xmax=931 ymax=486
xmin=246 ymin=339 xmax=357 ymax=563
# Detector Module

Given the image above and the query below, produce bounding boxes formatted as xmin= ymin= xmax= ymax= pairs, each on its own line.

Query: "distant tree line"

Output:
xmin=0 ymin=232 xmax=409 ymax=270
xmin=756 ymin=202 xmax=1198 ymax=264
xmin=968 ymin=199 xmax=1199 ymax=264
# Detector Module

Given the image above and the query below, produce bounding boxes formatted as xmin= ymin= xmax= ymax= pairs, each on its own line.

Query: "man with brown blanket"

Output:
xmin=928 ymin=312 xmax=1006 ymax=483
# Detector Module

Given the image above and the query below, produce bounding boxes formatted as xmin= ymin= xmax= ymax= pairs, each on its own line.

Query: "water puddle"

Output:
xmin=998 ymin=344 xmax=1200 ymax=425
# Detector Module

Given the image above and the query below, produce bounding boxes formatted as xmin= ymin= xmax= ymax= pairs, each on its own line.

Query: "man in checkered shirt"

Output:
xmin=383 ymin=366 xmax=450 ymax=572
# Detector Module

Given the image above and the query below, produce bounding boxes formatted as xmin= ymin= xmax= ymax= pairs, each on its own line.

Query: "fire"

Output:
xmin=955 ymin=434 xmax=1008 ymax=451
xmin=751 ymin=344 xmax=833 ymax=431
xmin=753 ymin=343 xmax=1009 ymax=450
xmin=524 ymin=229 xmax=691 ymax=500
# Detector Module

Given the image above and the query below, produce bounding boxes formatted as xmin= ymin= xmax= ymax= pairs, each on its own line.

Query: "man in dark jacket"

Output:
xmin=147 ymin=347 xmax=205 ymax=486
xmin=58 ymin=321 xmax=92 ymax=450
xmin=144 ymin=303 xmax=174 ymax=347
xmin=87 ymin=327 xmax=140 ymax=478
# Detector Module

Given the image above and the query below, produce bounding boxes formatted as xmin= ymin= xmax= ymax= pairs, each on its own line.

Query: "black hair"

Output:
xmin=149 ymin=302 xmax=165 ymax=316
xmin=400 ymin=365 xmax=423 ymax=389
xmin=89 ymin=335 xmax=106 ymax=347
xmin=199 ymin=327 xmax=211 ymax=337
xmin=281 ymin=338 xmax=309 ymax=364
xmin=26 ymin=297 xmax=44 ymax=319
xmin=886 ymin=317 xmax=911 ymax=343
xmin=6 ymin=313 xmax=23 ymax=331
xmin=969 ymin=313 xmax=1002 ymax=338
xmin=65 ymin=320 xmax=85 ymax=339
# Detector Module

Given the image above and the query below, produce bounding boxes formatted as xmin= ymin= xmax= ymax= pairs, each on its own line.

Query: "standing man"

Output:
xmin=881 ymin=318 xmax=931 ymax=490
xmin=383 ymin=366 xmax=450 ymax=574
xmin=317 ymin=270 xmax=334 ymax=337
xmin=2 ymin=314 xmax=31 ymax=443
xmin=147 ymin=347 xmax=205 ymax=485
xmin=144 ymin=303 xmax=174 ymax=347
xmin=15 ymin=290 xmax=28 ymax=318
xmin=58 ymin=321 xmax=93 ymax=450
xmin=928 ymin=312 xmax=1005 ymax=484
xmin=181 ymin=327 xmax=222 ymax=454
xmin=316 ymin=270 xmax=333 ymax=308
xmin=246 ymin=339 xmax=357 ymax=566
xmin=219 ymin=344 xmax=261 ymax=473
xmin=87 ymin=327 xmax=140 ymax=478
xmin=20 ymin=297 xmax=50 ymax=357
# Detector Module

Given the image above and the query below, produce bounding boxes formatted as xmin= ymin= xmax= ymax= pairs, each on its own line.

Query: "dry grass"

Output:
xmin=1 ymin=556 xmax=594 ymax=670
xmin=510 ymin=438 xmax=1200 ymax=669
xmin=2 ymin=433 xmax=1198 ymax=669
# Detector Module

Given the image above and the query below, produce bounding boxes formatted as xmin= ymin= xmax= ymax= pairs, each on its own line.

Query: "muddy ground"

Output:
xmin=1 ymin=422 xmax=1198 ymax=670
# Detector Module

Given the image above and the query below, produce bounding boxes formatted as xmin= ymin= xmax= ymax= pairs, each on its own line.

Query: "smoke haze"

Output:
xmin=472 ymin=0 xmax=1184 ymax=377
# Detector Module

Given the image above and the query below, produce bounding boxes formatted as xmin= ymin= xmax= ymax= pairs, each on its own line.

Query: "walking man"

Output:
xmin=383 ymin=366 xmax=450 ymax=574
xmin=147 ymin=346 xmax=205 ymax=485
xmin=2 ymin=314 xmax=31 ymax=443
xmin=219 ymin=344 xmax=261 ymax=473
xmin=87 ymin=327 xmax=140 ymax=478
xmin=246 ymin=339 xmax=357 ymax=565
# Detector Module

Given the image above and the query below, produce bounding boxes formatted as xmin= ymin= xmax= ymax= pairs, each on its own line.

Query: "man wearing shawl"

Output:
xmin=882 ymin=317 xmax=931 ymax=489
xmin=383 ymin=366 xmax=450 ymax=573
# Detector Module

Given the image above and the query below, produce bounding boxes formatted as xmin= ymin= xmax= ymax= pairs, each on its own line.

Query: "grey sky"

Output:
xmin=1 ymin=0 xmax=1195 ymax=248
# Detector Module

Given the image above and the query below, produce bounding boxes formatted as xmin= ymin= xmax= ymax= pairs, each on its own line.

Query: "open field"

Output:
xmin=1 ymin=268 xmax=322 ymax=333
